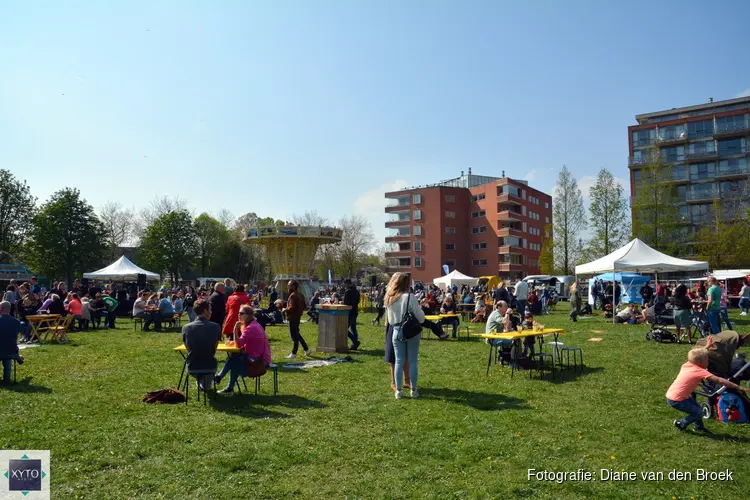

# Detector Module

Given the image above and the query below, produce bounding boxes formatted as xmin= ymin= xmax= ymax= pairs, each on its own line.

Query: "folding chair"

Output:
xmin=183 ymin=369 xmax=217 ymax=405
xmin=49 ymin=316 xmax=73 ymax=344
xmin=237 ymin=364 xmax=279 ymax=396
xmin=0 ymin=355 xmax=19 ymax=384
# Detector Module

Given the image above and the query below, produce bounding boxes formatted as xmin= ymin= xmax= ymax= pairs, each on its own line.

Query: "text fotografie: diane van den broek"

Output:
xmin=528 ymin=469 xmax=734 ymax=483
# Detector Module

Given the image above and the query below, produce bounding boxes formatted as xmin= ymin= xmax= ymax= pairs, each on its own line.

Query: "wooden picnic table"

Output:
xmin=26 ymin=314 xmax=61 ymax=343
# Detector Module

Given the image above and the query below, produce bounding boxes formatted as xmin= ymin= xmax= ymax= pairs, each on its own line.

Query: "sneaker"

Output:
xmin=741 ymin=312 xmax=747 ymax=316
xmin=673 ymin=420 xmax=686 ymax=431
xmin=16 ymin=356 xmax=24 ymax=365
xmin=218 ymin=387 xmax=234 ymax=394
xmin=350 ymin=341 xmax=360 ymax=351
xmin=285 ymin=353 xmax=297 ymax=359
xmin=410 ymin=389 xmax=419 ymax=399
xmin=304 ymin=349 xmax=312 ymax=357
xmin=439 ymin=333 xmax=449 ymax=340
xmin=395 ymin=390 xmax=403 ymax=400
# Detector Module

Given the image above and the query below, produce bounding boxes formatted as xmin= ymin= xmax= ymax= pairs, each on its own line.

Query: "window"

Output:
xmin=445 ymin=194 xmax=455 ymax=203
xmin=478 ymin=193 xmax=485 ymax=201
xmin=688 ymin=119 xmax=713 ymax=139
xmin=445 ymin=243 xmax=455 ymax=251
xmin=544 ymin=202 xmax=549 ymax=209
xmin=689 ymin=163 xmax=715 ymax=181
xmin=445 ymin=210 xmax=456 ymax=219
xmin=661 ymin=146 xmax=685 ymax=162
xmin=472 ymin=259 xmax=488 ymax=266
xmin=676 ymin=185 xmax=687 ymax=201
xmin=632 ymin=128 xmax=655 ymax=147
xmin=446 ymin=259 xmax=456 ymax=267
xmin=658 ymin=124 xmax=686 ymax=141
xmin=718 ymin=158 xmax=748 ymax=176
xmin=471 ymin=210 xmax=486 ymax=218
xmin=718 ymin=138 xmax=745 ymax=156
xmin=671 ymin=164 xmax=688 ymax=181
xmin=545 ymin=217 xmax=550 ymax=224
xmin=390 ymin=226 xmax=410 ymax=237
xmin=471 ymin=242 xmax=487 ymax=250
xmin=688 ymin=140 xmax=715 ymax=157
xmin=470 ymin=193 xmax=485 ymax=202
xmin=716 ymin=114 xmax=747 ymax=133
xmin=412 ymin=194 xmax=421 ymax=205
xmin=413 ymin=225 xmax=422 ymax=236
xmin=471 ymin=226 xmax=487 ymax=234
xmin=445 ymin=227 xmax=456 ymax=235
xmin=414 ymin=241 xmax=422 ymax=252
xmin=414 ymin=257 xmax=423 ymax=268
xmin=413 ymin=209 xmax=422 ymax=220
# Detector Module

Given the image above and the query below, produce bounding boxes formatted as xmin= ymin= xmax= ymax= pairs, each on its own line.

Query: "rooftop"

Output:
xmin=635 ymin=96 xmax=750 ymax=125
xmin=389 ymin=169 xmax=529 ymax=193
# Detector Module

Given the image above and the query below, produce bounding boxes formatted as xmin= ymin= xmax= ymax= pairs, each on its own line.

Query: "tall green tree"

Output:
xmin=0 ymin=169 xmax=37 ymax=258
xmin=28 ymin=188 xmax=106 ymax=286
xmin=139 ymin=210 xmax=197 ymax=284
xmin=553 ymin=166 xmax=585 ymax=274
xmin=588 ymin=168 xmax=629 ymax=258
xmin=194 ymin=213 xmax=229 ymax=277
xmin=695 ymin=201 xmax=750 ymax=269
xmin=539 ymin=223 xmax=555 ymax=274
xmin=631 ymin=144 xmax=682 ymax=253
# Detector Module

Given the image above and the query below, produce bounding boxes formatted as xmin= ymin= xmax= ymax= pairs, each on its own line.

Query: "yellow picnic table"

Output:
xmin=424 ymin=314 xmax=468 ymax=340
xmin=174 ymin=343 xmax=240 ymax=389
xmin=480 ymin=328 xmax=566 ymax=377
xmin=26 ymin=314 xmax=61 ymax=343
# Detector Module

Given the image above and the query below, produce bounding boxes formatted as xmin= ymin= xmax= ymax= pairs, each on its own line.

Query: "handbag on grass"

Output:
xmin=400 ymin=293 xmax=423 ymax=340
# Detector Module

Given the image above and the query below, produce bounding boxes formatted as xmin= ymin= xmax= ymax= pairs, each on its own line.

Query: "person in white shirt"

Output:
xmin=739 ymin=283 xmax=750 ymax=315
xmin=514 ymin=280 xmax=529 ymax=314
xmin=384 ymin=273 xmax=425 ymax=400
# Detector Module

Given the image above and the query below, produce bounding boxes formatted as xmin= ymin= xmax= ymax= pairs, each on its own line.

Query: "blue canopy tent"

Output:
xmin=588 ymin=272 xmax=651 ymax=306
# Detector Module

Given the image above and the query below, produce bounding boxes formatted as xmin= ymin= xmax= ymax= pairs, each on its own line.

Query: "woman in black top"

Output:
xmin=184 ymin=287 xmax=197 ymax=322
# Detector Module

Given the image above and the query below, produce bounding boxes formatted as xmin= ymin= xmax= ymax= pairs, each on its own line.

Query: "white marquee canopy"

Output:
xmin=575 ymin=238 xmax=708 ymax=275
xmin=83 ymin=256 xmax=160 ymax=281
xmin=433 ymin=270 xmax=478 ymax=289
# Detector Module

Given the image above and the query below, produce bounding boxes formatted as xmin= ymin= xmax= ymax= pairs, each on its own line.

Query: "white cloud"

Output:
xmin=523 ymin=169 xmax=537 ymax=182
xmin=735 ymin=89 xmax=750 ymax=98
xmin=354 ymin=180 xmax=409 ymax=245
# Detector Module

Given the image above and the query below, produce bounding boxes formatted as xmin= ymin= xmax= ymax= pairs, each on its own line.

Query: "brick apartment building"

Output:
xmin=384 ymin=170 xmax=552 ymax=283
xmin=628 ymin=96 xmax=750 ymax=253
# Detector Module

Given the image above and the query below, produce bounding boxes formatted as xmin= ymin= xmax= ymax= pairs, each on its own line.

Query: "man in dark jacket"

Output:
xmin=343 ymin=278 xmax=360 ymax=350
xmin=209 ymin=283 xmax=226 ymax=328
xmin=0 ymin=301 xmax=24 ymax=383
xmin=284 ymin=280 xmax=309 ymax=358
xmin=182 ymin=298 xmax=221 ymax=390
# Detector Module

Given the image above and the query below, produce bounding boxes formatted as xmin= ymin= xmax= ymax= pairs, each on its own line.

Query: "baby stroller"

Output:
xmin=645 ymin=302 xmax=677 ymax=343
xmin=694 ymin=331 xmax=750 ymax=421
xmin=690 ymin=303 xmax=710 ymax=339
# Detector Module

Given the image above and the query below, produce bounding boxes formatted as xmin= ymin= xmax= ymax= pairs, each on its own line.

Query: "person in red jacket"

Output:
xmin=222 ymin=285 xmax=251 ymax=337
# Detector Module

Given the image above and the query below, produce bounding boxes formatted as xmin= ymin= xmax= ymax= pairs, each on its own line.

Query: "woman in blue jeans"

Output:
xmin=384 ymin=272 xmax=425 ymax=400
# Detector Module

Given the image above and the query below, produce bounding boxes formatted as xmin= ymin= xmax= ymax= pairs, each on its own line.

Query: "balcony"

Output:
xmin=498 ymin=245 xmax=524 ymax=254
xmin=497 ymin=210 xmax=522 ymax=222
xmin=499 ymin=263 xmax=526 ymax=272
xmin=685 ymin=150 xmax=717 ymax=162
xmin=714 ymin=124 xmax=750 ymax=139
xmin=685 ymin=189 xmax=719 ymax=203
xmin=385 ymin=196 xmax=411 ymax=212
xmin=718 ymin=147 xmax=748 ymax=157
xmin=497 ymin=194 xmax=522 ymax=207
xmin=385 ymin=258 xmax=412 ymax=269
xmin=716 ymin=164 xmax=750 ymax=179
xmin=628 ymin=156 xmax=649 ymax=167
xmin=497 ymin=226 xmax=524 ymax=238
xmin=655 ymin=134 xmax=687 ymax=146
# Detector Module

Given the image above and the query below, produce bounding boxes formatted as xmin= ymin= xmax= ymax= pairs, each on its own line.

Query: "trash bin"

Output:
xmin=316 ymin=304 xmax=351 ymax=353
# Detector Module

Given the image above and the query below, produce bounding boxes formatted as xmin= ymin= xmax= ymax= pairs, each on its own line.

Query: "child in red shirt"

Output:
xmin=666 ymin=339 xmax=748 ymax=432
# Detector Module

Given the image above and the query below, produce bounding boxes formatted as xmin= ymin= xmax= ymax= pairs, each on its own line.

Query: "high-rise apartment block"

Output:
xmin=384 ymin=170 xmax=552 ymax=283
xmin=628 ymin=96 xmax=750 ymax=251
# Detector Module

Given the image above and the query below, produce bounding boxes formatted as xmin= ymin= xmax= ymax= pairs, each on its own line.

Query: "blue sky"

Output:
xmin=2 ymin=1 xmax=749 ymax=245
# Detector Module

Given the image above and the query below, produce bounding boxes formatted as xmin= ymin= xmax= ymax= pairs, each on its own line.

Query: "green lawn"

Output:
xmin=2 ymin=309 xmax=749 ymax=499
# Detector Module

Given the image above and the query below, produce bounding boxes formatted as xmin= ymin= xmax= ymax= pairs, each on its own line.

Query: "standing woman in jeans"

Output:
xmin=384 ymin=272 xmax=425 ymax=400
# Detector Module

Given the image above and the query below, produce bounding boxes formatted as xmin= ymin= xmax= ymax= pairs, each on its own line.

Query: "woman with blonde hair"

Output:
xmin=384 ymin=272 xmax=425 ymax=399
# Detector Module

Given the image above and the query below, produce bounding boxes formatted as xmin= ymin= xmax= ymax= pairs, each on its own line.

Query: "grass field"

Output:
xmin=2 ymin=308 xmax=749 ymax=499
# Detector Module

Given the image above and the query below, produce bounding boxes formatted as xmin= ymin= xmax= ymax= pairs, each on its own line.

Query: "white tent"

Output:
xmin=433 ymin=270 xmax=478 ymax=289
xmin=575 ymin=238 xmax=708 ymax=275
xmin=83 ymin=256 xmax=160 ymax=281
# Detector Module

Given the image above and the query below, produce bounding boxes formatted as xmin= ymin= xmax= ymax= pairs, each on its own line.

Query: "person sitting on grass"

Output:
xmin=615 ymin=303 xmax=640 ymax=324
xmin=182 ymin=298 xmax=221 ymax=391
xmin=0 ymin=301 xmax=24 ymax=383
xmin=666 ymin=342 xmax=749 ymax=433
xmin=215 ymin=304 xmax=271 ymax=394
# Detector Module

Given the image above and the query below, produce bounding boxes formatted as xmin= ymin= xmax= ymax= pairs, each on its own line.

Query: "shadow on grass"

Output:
xmin=209 ymin=394 xmax=326 ymax=419
xmin=0 ymin=377 xmax=53 ymax=394
xmin=692 ymin=431 xmax=750 ymax=443
xmin=546 ymin=365 xmax=605 ymax=384
xmin=419 ymin=388 xmax=529 ymax=411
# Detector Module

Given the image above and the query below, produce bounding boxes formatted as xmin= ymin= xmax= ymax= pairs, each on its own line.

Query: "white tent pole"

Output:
xmin=613 ymin=265 xmax=616 ymax=324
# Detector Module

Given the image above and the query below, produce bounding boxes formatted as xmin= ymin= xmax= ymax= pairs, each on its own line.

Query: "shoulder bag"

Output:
xmin=400 ymin=293 xmax=423 ymax=340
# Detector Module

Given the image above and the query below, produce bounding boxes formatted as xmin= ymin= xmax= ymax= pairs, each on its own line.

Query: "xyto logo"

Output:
xmin=4 ymin=454 xmax=47 ymax=495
